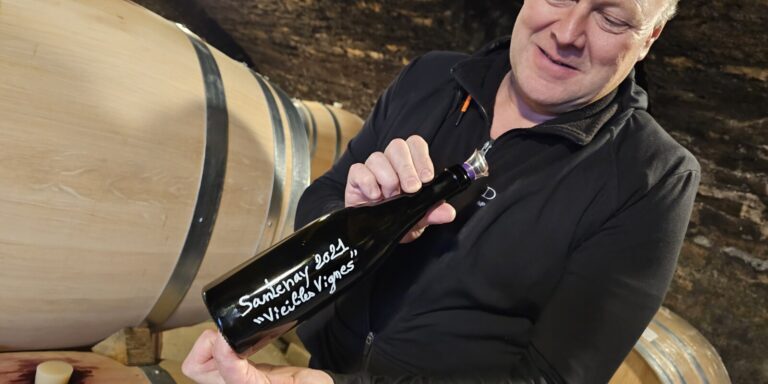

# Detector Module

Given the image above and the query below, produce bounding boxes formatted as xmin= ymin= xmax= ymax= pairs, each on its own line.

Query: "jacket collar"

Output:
xmin=450 ymin=37 xmax=647 ymax=146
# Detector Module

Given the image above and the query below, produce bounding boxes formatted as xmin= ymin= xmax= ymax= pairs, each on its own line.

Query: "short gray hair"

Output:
xmin=657 ymin=0 xmax=680 ymax=25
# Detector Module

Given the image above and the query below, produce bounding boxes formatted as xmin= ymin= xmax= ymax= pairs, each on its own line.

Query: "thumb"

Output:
xmin=423 ymin=202 xmax=456 ymax=226
xmin=400 ymin=202 xmax=456 ymax=243
xmin=213 ymin=332 xmax=256 ymax=383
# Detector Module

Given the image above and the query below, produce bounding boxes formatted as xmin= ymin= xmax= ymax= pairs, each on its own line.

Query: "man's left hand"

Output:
xmin=181 ymin=329 xmax=333 ymax=384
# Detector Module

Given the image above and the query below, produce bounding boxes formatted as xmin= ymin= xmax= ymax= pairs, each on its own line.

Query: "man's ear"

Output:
xmin=638 ymin=22 xmax=665 ymax=61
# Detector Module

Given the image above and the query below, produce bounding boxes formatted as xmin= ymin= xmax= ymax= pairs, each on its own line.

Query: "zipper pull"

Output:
xmin=481 ymin=139 xmax=494 ymax=156
xmin=454 ymin=95 xmax=472 ymax=126
xmin=363 ymin=332 xmax=375 ymax=369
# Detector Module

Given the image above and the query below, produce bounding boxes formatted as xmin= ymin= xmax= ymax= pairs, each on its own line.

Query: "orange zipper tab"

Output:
xmin=455 ymin=95 xmax=472 ymax=126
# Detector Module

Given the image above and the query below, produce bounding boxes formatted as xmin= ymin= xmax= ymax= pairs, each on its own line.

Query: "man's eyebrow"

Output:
xmin=602 ymin=0 xmax=648 ymax=22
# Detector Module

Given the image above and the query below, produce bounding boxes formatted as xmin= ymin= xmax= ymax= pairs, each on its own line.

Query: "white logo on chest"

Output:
xmin=476 ymin=186 xmax=496 ymax=207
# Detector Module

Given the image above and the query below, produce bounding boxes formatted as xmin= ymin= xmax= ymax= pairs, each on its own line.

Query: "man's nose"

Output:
xmin=551 ymin=6 xmax=588 ymax=50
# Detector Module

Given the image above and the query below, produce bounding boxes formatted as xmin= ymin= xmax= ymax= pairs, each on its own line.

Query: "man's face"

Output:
xmin=509 ymin=0 xmax=667 ymax=115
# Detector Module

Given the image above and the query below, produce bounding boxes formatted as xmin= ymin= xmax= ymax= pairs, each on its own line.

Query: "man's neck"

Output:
xmin=490 ymin=71 xmax=555 ymax=139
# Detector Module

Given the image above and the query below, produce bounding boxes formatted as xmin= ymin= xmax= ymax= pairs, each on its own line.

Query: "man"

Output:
xmin=183 ymin=0 xmax=699 ymax=382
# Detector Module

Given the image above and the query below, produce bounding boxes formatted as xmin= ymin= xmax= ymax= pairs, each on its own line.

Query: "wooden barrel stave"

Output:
xmin=294 ymin=100 xmax=364 ymax=181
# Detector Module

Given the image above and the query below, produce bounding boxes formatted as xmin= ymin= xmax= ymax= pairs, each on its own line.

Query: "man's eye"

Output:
xmin=600 ymin=14 xmax=630 ymax=31
xmin=546 ymin=0 xmax=575 ymax=6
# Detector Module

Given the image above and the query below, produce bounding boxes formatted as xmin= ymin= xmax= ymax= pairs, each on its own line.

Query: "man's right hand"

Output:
xmin=344 ymin=135 xmax=456 ymax=243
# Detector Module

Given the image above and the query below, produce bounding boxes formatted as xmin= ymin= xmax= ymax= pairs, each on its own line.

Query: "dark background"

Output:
xmin=134 ymin=1 xmax=768 ymax=382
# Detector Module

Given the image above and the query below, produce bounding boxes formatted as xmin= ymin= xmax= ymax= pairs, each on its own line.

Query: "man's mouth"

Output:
xmin=539 ymin=47 xmax=578 ymax=71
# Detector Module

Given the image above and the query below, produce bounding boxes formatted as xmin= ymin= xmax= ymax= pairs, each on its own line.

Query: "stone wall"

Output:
xmin=135 ymin=1 xmax=767 ymax=382
xmin=643 ymin=1 xmax=768 ymax=381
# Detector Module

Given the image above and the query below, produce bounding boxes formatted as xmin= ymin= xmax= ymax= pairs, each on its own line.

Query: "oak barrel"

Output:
xmin=0 ymin=0 xmax=311 ymax=351
xmin=610 ymin=307 xmax=731 ymax=384
xmin=294 ymin=100 xmax=364 ymax=181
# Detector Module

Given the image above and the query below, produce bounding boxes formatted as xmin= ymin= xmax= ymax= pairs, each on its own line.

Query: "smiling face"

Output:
xmin=509 ymin=0 xmax=668 ymax=115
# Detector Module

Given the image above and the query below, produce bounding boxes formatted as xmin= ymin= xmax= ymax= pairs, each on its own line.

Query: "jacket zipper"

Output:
xmin=481 ymin=139 xmax=494 ymax=156
xmin=360 ymin=87 xmax=492 ymax=372
xmin=454 ymin=95 xmax=472 ymax=126
xmin=362 ymin=331 xmax=375 ymax=370
xmin=452 ymin=85 xmax=494 ymax=157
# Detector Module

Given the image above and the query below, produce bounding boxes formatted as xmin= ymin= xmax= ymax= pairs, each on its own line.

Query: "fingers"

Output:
xmin=406 ymin=135 xmax=434 ymax=184
xmin=400 ymin=201 xmax=456 ymax=243
xmin=182 ymin=329 xmax=217 ymax=374
xmin=345 ymin=135 xmax=434 ymax=207
xmin=346 ymin=163 xmax=382 ymax=206
xmin=212 ymin=331 xmax=239 ymax=363
xmin=182 ymin=329 xmax=222 ymax=383
xmin=364 ymin=152 xmax=400 ymax=198
xmin=384 ymin=138 xmax=418 ymax=193
xmin=424 ymin=202 xmax=456 ymax=225
xmin=181 ymin=330 xmax=264 ymax=384
xmin=212 ymin=332 xmax=256 ymax=384
xmin=251 ymin=364 xmax=335 ymax=384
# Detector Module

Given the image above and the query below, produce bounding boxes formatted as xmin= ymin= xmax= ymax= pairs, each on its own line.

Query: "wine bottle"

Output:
xmin=202 ymin=149 xmax=489 ymax=354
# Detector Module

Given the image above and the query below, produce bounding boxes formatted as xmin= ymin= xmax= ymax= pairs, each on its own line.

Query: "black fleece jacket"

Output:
xmin=293 ymin=38 xmax=700 ymax=384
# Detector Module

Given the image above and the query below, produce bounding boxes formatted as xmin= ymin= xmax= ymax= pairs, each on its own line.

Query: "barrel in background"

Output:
xmin=609 ymin=307 xmax=731 ymax=384
xmin=294 ymin=100 xmax=364 ymax=181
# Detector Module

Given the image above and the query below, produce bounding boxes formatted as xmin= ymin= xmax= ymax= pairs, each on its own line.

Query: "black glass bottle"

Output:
xmin=202 ymin=150 xmax=489 ymax=354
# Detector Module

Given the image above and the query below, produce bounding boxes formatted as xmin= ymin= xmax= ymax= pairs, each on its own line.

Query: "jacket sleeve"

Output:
xmin=528 ymin=168 xmax=701 ymax=383
xmin=293 ymin=56 xmax=423 ymax=230
xmin=321 ymin=168 xmax=700 ymax=384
